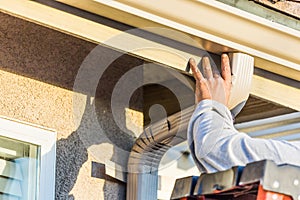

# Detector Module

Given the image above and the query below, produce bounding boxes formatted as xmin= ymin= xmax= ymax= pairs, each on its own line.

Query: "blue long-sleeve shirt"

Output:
xmin=188 ymin=100 xmax=300 ymax=173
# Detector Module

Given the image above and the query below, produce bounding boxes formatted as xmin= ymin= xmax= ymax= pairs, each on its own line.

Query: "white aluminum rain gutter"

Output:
xmin=57 ymin=0 xmax=300 ymax=81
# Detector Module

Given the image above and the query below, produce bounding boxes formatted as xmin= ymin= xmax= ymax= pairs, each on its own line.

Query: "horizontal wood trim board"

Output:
xmin=251 ymin=75 xmax=300 ymax=111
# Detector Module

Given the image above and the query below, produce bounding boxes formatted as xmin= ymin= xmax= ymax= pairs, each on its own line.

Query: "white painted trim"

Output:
xmin=0 ymin=116 xmax=56 ymax=200
xmin=235 ymin=112 xmax=300 ymax=130
xmin=234 ymin=111 xmax=300 ymax=140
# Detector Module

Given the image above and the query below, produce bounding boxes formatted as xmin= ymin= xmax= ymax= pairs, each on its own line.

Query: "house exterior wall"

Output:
xmin=0 ymin=12 xmax=144 ymax=200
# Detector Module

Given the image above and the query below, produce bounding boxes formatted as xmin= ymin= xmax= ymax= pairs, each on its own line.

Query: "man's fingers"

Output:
xmin=189 ymin=58 xmax=204 ymax=81
xmin=202 ymin=57 xmax=213 ymax=79
xmin=221 ymin=54 xmax=231 ymax=84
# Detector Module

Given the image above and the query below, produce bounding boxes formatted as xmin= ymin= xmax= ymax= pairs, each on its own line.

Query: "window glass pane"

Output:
xmin=0 ymin=136 xmax=40 ymax=200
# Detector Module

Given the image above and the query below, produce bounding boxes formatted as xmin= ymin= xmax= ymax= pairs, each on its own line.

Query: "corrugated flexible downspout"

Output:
xmin=126 ymin=106 xmax=194 ymax=200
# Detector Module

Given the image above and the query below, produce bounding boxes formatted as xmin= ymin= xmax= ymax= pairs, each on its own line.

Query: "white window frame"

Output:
xmin=0 ymin=116 xmax=56 ymax=200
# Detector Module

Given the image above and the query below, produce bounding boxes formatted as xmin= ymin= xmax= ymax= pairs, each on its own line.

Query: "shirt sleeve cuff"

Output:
xmin=192 ymin=100 xmax=234 ymax=124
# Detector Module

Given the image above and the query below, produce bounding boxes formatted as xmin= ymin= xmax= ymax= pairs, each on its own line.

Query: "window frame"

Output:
xmin=0 ymin=116 xmax=56 ymax=200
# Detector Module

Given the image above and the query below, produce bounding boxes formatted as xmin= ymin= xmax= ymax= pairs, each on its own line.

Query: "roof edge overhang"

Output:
xmin=1 ymin=0 xmax=299 ymax=111
xmin=57 ymin=0 xmax=300 ymax=80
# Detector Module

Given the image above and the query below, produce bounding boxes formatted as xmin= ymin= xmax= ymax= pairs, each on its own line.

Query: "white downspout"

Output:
xmin=126 ymin=106 xmax=194 ymax=200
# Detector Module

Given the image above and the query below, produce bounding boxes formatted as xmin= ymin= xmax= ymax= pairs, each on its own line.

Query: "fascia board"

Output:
xmin=57 ymin=0 xmax=300 ymax=81
xmin=251 ymin=75 xmax=300 ymax=111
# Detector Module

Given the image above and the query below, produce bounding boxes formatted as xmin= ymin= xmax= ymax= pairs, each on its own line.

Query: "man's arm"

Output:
xmin=188 ymin=54 xmax=300 ymax=173
xmin=188 ymin=98 xmax=300 ymax=173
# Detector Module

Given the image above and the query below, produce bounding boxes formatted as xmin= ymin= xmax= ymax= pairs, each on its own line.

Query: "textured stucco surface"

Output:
xmin=0 ymin=12 xmax=144 ymax=200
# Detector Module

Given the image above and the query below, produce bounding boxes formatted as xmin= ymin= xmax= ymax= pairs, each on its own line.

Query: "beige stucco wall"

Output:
xmin=0 ymin=12 xmax=144 ymax=200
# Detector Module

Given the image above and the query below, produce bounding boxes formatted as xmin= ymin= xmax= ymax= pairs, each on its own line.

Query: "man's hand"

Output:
xmin=189 ymin=54 xmax=232 ymax=107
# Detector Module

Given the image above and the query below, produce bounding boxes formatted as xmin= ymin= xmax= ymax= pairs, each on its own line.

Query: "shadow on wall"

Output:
xmin=55 ymin=94 xmax=139 ymax=199
xmin=0 ymin=12 xmax=143 ymax=200
xmin=55 ymin=131 xmax=88 ymax=200
xmin=55 ymin=51 xmax=144 ymax=199
xmin=56 ymin=51 xmax=144 ymax=199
